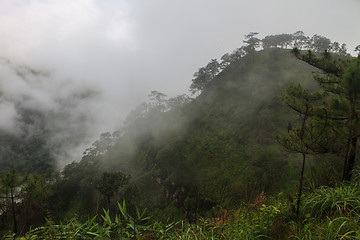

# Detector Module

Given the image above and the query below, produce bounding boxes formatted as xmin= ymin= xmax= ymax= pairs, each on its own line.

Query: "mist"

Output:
xmin=0 ymin=0 xmax=359 ymax=167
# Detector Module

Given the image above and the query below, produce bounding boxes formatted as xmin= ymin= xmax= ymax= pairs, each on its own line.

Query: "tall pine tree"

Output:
xmin=295 ymin=50 xmax=360 ymax=181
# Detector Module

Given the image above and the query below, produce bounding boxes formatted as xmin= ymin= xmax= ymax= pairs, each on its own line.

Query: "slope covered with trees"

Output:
xmin=49 ymin=47 xmax=345 ymax=221
xmin=1 ymin=32 xmax=359 ymax=238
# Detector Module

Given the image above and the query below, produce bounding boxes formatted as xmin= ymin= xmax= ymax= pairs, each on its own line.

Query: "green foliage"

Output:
xmin=189 ymin=59 xmax=221 ymax=94
xmin=2 ymin=33 xmax=356 ymax=238
xmin=97 ymin=172 xmax=130 ymax=206
xmin=12 ymin=201 xmax=174 ymax=239
xmin=67 ymin=47 xmax=331 ymax=220
xmin=0 ymin=169 xmax=26 ymax=234
xmin=343 ymin=59 xmax=360 ymax=97
xmin=301 ymin=184 xmax=360 ymax=218
xmin=4 ymin=185 xmax=360 ymax=239
xmin=296 ymin=53 xmax=360 ymax=181
xmin=243 ymin=32 xmax=261 ymax=54
xmin=288 ymin=182 xmax=360 ymax=239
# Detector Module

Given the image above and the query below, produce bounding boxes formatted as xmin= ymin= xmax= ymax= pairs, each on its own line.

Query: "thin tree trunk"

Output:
xmin=343 ymin=105 xmax=357 ymax=182
xmin=343 ymin=137 xmax=357 ymax=181
xmin=348 ymin=137 xmax=357 ymax=180
xmin=11 ymin=188 xmax=17 ymax=235
xmin=296 ymin=153 xmax=306 ymax=217
xmin=296 ymin=106 xmax=308 ymax=217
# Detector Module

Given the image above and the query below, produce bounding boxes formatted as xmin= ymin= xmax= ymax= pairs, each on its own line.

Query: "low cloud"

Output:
xmin=0 ymin=0 xmax=358 ymax=167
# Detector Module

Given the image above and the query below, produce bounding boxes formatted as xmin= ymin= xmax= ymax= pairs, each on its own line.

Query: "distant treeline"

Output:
xmin=190 ymin=31 xmax=348 ymax=94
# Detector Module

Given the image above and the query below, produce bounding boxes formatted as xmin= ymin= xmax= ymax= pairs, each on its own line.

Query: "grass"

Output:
xmin=301 ymin=184 xmax=360 ymax=218
xmin=3 ymin=182 xmax=360 ymax=239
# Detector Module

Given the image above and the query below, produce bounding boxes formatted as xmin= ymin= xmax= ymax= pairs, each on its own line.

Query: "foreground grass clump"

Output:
xmin=301 ymin=184 xmax=360 ymax=218
xmin=4 ymin=183 xmax=360 ymax=239
xmin=288 ymin=183 xmax=360 ymax=239
xmin=3 ymin=200 xmax=286 ymax=239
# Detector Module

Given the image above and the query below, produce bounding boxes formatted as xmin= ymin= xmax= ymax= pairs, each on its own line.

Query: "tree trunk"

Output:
xmin=296 ymin=153 xmax=306 ymax=217
xmin=343 ymin=137 xmax=357 ymax=181
xmin=10 ymin=188 xmax=17 ymax=235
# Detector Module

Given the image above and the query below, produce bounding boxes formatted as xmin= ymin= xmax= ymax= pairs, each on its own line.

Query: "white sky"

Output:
xmin=1 ymin=0 xmax=359 ymax=100
xmin=0 ymin=0 xmax=359 ymax=164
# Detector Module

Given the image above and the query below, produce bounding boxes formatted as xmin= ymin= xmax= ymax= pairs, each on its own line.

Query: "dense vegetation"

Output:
xmin=1 ymin=31 xmax=360 ymax=239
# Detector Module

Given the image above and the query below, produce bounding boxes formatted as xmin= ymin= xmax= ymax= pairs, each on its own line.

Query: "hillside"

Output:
xmin=2 ymin=40 xmax=360 ymax=237
xmin=54 ymin=48 xmax=343 ymax=220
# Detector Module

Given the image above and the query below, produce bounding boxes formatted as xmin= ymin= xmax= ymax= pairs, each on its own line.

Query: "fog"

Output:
xmin=0 ymin=0 xmax=359 ymax=166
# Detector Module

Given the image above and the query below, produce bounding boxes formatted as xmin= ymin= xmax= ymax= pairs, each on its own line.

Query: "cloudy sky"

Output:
xmin=0 ymin=0 xmax=359 ymax=164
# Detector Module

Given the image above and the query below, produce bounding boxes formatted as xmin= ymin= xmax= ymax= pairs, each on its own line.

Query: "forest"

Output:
xmin=1 ymin=31 xmax=360 ymax=239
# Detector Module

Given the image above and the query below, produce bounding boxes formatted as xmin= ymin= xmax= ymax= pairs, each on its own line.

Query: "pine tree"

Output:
xmin=277 ymin=85 xmax=325 ymax=216
xmin=0 ymin=169 xmax=26 ymax=235
xmin=295 ymin=50 xmax=360 ymax=181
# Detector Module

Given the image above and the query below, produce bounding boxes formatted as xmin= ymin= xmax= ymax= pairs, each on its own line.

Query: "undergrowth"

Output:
xmin=3 ymin=183 xmax=360 ymax=239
